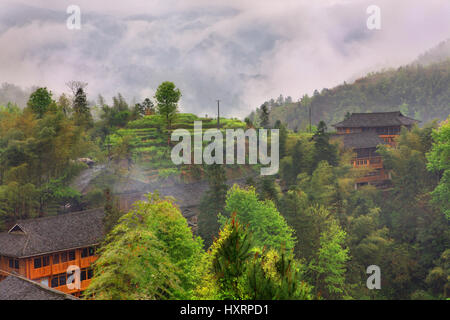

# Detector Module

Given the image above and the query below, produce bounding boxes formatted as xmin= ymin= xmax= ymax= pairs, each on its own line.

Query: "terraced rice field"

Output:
xmin=107 ymin=113 xmax=247 ymax=183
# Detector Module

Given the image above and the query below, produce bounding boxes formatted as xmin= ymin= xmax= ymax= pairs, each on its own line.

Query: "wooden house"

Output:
xmin=0 ymin=208 xmax=104 ymax=298
xmin=332 ymin=111 xmax=419 ymax=188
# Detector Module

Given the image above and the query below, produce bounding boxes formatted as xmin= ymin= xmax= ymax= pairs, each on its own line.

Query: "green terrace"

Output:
xmin=106 ymin=113 xmax=247 ymax=182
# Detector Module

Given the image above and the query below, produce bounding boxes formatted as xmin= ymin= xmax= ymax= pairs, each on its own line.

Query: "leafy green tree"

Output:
xmin=58 ymin=93 xmax=72 ymax=117
xmin=244 ymin=117 xmax=253 ymax=128
xmin=198 ymin=164 xmax=228 ymax=248
xmin=195 ymin=214 xmax=312 ymax=300
xmin=259 ymin=103 xmax=270 ymax=128
xmin=279 ymin=135 xmax=315 ymax=187
xmin=379 ymin=124 xmax=437 ymax=204
xmin=0 ymin=182 xmax=39 ymax=226
xmin=373 ymin=123 xmax=449 ymax=299
xmin=300 ymin=94 xmax=312 ymax=132
xmin=27 ymin=87 xmax=53 ymax=118
xmin=73 ymin=87 xmax=93 ymax=127
xmin=307 ymin=160 xmax=338 ymax=206
xmin=85 ymin=193 xmax=204 ymax=299
xmin=103 ymin=188 xmax=122 ymax=234
xmin=132 ymin=97 xmax=155 ymax=119
xmin=99 ymin=93 xmax=132 ymax=128
xmin=246 ymin=249 xmax=312 ymax=300
xmin=223 ymin=185 xmax=295 ymax=251
xmin=111 ymin=135 xmax=134 ymax=174
xmin=312 ymin=121 xmax=338 ymax=167
xmin=195 ymin=213 xmax=250 ymax=299
xmin=308 ymin=209 xmax=350 ymax=299
xmin=427 ymin=117 xmax=450 ymax=219
xmin=279 ymin=189 xmax=311 ymax=258
xmin=425 ymin=249 xmax=450 ymax=298
xmin=212 ymin=214 xmax=253 ymax=299
xmin=141 ymin=98 xmax=155 ymax=115
xmin=279 ymin=156 xmax=295 ymax=187
xmin=155 ymin=81 xmax=181 ymax=139
xmin=257 ymin=176 xmax=281 ymax=204
xmin=0 ymin=104 xmax=93 ymax=226
xmin=274 ymin=120 xmax=287 ymax=158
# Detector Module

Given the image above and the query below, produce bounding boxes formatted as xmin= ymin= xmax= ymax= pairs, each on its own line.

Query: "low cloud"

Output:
xmin=0 ymin=0 xmax=449 ymax=117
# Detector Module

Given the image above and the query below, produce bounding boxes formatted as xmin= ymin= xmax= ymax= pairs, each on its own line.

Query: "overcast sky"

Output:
xmin=0 ymin=0 xmax=449 ymax=117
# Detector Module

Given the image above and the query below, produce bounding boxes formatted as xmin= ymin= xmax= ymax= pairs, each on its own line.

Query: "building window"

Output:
xmin=10 ymin=259 xmax=19 ymax=269
xmin=88 ymin=247 xmax=96 ymax=256
xmin=87 ymin=268 xmax=93 ymax=279
xmin=81 ymin=248 xmax=88 ymax=258
xmin=34 ymin=257 xmax=42 ymax=269
xmin=43 ymin=256 xmax=50 ymax=267
xmin=61 ymin=252 xmax=67 ymax=263
xmin=59 ymin=274 xmax=66 ymax=286
xmin=51 ymin=277 xmax=59 ymax=288
xmin=81 ymin=269 xmax=87 ymax=281
xmin=53 ymin=254 xmax=59 ymax=264
xmin=68 ymin=250 xmax=76 ymax=261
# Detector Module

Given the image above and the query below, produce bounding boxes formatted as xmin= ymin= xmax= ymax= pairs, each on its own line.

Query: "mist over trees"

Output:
xmin=0 ymin=44 xmax=448 ymax=301
xmin=252 ymin=59 xmax=450 ymax=131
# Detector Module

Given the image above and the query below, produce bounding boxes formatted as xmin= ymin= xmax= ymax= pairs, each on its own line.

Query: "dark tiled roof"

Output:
xmin=332 ymin=132 xmax=386 ymax=149
xmin=0 ymin=274 xmax=78 ymax=300
xmin=333 ymin=111 xmax=419 ymax=128
xmin=0 ymin=208 xmax=104 ymax=258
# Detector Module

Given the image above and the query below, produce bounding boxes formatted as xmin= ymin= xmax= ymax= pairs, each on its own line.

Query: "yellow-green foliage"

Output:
xmin=85 ymin=193 xmax=204 ymax=300
xmin=427 ymin=116 xmax=450 ymax=219
xmin=224 ymin=184 xmax=296 ymax=251
xmin=194 ymin=220 xmax=234 ymax=299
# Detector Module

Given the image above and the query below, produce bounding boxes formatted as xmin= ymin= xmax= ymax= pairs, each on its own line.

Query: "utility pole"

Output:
xmin=217 ymin=99 xmax=220 ymax=129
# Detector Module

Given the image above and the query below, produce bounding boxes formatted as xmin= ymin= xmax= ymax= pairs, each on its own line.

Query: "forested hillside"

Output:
xmin=0 ymin=83 xmax=32 ymax=110
xmin=84 ymin=118 xmax=450 ymax=300
xmin=413 ymin=39 xmax=450 ymax=66
xmin=251 ymin=59 xmax=450 ymax=130
xmin=0 ymin=82 xmax=248 ymax=230
xmin=0 ymin=77 xmax=449 ymax=300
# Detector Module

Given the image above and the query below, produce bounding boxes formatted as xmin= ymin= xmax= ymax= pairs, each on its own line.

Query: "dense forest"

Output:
xmin=0 ymin=68 xmax=449 ymax=300
xmin=83 ymin=116 xmax=450 ymax=300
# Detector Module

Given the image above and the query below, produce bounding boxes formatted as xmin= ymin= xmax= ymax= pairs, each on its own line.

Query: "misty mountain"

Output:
xmin=253 ymin=47 xmax=450 ymax=130
xmin=413 ymin=39 xmax=450 ymax=66
xmin=0 ymin=83 xmax=33 ymax=109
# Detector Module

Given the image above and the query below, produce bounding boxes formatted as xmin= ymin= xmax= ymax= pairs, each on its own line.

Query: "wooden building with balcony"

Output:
xmin=0 ymin=208 xmax=104 ymax=298
xmin=332 ymin=111 xmax=419 ymax=188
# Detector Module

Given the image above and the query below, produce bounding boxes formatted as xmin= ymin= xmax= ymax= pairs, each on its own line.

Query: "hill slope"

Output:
xmin=106 ymin=113 xmax=246 ymax=183
xmin=260 ymin=59 xmax=450 ymax=130
xmin=413 ymin=39 xmax=450 ymax=66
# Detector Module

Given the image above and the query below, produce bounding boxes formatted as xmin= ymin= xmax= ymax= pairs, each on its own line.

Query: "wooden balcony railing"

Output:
xmin=351 ymin=156 xmax=383 ymax=169
xmin=379 ymin=135 xmax=397 ymax=146
xmin=52 ymin=278 xmax=92 ymax=294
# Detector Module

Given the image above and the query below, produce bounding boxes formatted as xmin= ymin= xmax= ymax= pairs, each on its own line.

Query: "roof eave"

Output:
xmin=0 ymin=242 xmax=101 ymax=259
